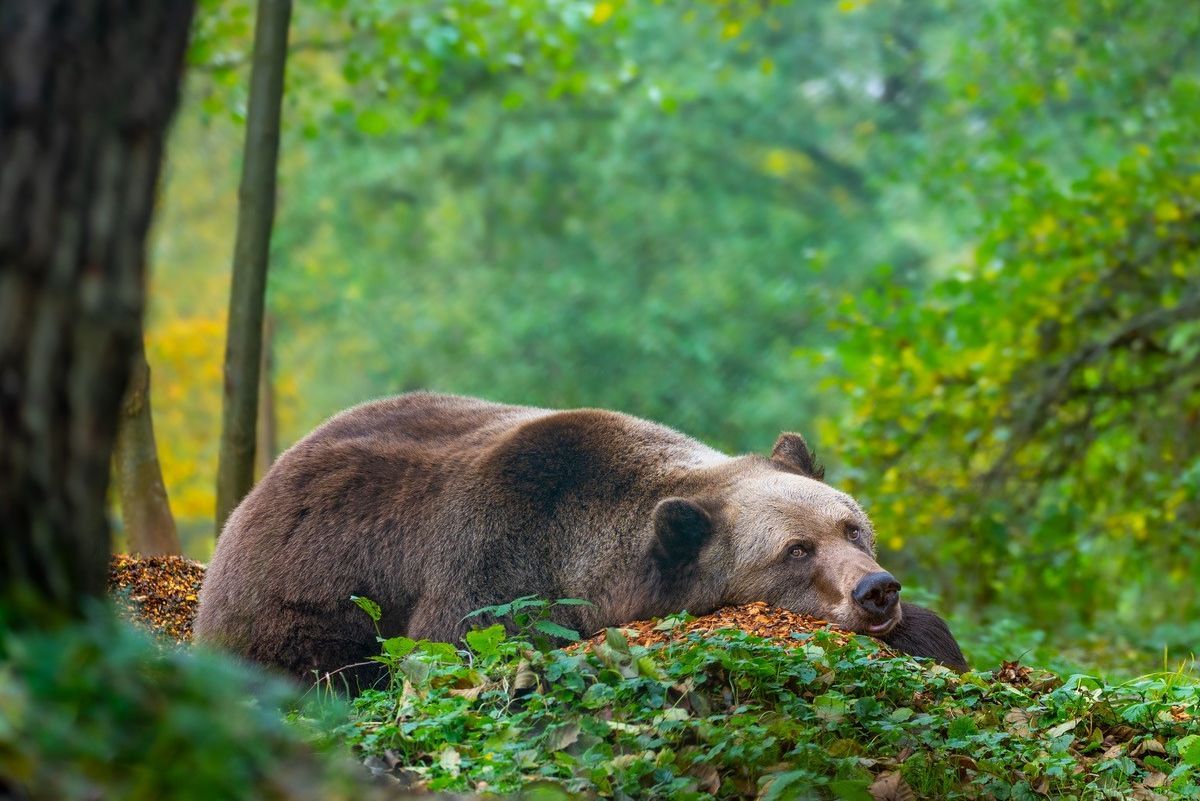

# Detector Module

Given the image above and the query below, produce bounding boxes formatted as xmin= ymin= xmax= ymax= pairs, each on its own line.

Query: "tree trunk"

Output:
xmin=256 ymin=312 xmax=278 ymax=479
xmin=215 ymin=0 xmax=292 ymax=535
xmin=114 ymin=339 xmax=181 ymax=556
xmin=0 ymin=0 xmax=195 ymax=618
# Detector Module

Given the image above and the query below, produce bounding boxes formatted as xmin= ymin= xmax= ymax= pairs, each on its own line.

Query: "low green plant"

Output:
xmin=338 ymin=606 xmax=1200 ymax=799
xmin=462 ymin=596 xmax=594 ymax=651
xmin=0 ymin=605 xmax=381 ymax=801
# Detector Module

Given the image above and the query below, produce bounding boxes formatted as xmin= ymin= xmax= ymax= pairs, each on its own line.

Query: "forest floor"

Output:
xmin=105 ymin=555 xmax=1199 ymax=799
xmin=109 ymin=553 xmax=205 ymax=642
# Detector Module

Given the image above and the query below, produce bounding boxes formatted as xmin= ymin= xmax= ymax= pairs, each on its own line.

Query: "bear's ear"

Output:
xmin=771 ymin=432 xmax=826 ymax=480
xmin=652 ymin=497 xmax=713 ymax=570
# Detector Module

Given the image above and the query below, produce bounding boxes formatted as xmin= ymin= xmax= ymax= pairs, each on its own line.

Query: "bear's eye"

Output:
xmin=846 ymin=525 xmax=862 ymax=542
xmin=788 ymin=544 xmax=808 ymax=559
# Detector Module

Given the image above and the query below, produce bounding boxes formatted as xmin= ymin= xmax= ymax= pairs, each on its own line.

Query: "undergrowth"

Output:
xmin=338 ymin=603 xmax=1200 ymax=800
xmin=0 ymin=606 xmax=384 ymax=801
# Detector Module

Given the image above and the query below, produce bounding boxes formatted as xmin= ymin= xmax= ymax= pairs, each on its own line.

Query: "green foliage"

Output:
xmin=0 ymin=607 xmax=377 ymax=801
xmin=149 ymin=0 xmax=1198 ymax=674
xmin=819 ymin=0 xmax=1200 ymax=656
xmin=191 ymin=0 xmax=636 ymax=124
xmin=340 ymin=618 xmax=1200 ymax=799
xmin=463 ymin=596 xmax=593 ymax=650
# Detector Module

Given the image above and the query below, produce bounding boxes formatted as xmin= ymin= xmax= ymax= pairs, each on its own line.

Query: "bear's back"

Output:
xmin=195 ymin=392 xmax=732 ymax=680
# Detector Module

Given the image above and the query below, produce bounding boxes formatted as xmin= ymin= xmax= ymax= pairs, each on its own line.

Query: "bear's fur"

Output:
xmin=195 ymin=392 xmax=965 ymax=684
xmin=886 ymin=603 xmax=969 ymax=672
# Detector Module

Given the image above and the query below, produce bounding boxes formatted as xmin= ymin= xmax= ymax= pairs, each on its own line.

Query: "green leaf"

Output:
xmin=604 ymin=627 xmax=631 ymax=655
xmin=382 ymin=637 xmax=417 ymax=658
xmin=465 ymin=625 xmax=506 ymax=657
xmin=635 ymin=656 xmax=663 ymax=680
xmin=1177 ymin=734 xmax=1200 ymax=766
xmin=948 ymin=715 xmax=979 ymax=739
xmin=889 ymin=707 xmax=914 ymax=722
xmin=521 ymin=781 xmax=574 ymax=801
xmin=813 ymin=694 xmax=847 ymax=723
xmin=532 ymin=620 xmax=581 ymax=642
xmin=418 ymin=641 xmax=461 ymax=664
xmin=761 ymin=770 xmax=813 ymax=801
xmin=830 ymin=779 xmax=873 ymax=801
xmin=350 ymin=595 xmax=381 ymax=622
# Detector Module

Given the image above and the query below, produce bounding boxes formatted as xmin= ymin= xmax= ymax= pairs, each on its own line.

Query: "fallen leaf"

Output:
xmin=1132 ymin=739 xmax=1166 ymax=756
xmin=1046 ymin=719 xmax=1078 ymax=738
xmin=689 ymin=763 xmax=720 ymax=794
xmin=1005 ymin=708 xmax=1033 ymax=737
xmin=1142 ymin=772 xmax=1167 ymax=788
xmin=512 ymin=660 xmax=538 ymax=694
xmin=869 ymin=771 xmax=915 ymax=801
xmin=439 ymin=747 xmax=461 ymax=776
xmin=547 ymin=722 xmax=580 ymax=752
xmin=449 ymin=684 xmax=484 ymax=701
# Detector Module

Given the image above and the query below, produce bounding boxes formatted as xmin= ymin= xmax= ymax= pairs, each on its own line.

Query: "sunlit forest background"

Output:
xmin=140 ymin=0 xmax=1199 ymax=677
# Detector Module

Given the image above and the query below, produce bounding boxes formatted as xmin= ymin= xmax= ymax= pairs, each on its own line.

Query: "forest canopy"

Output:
xmin=142 ymin=0 xmax=1200 ymax=675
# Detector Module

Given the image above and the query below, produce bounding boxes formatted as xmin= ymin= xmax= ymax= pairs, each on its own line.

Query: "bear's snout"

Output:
xmin=852 ymin=571 xmax=901 ymax=631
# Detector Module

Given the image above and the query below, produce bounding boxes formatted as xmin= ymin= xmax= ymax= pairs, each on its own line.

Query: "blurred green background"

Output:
xmin=143 ymin=0 xmax=1200 ymax=677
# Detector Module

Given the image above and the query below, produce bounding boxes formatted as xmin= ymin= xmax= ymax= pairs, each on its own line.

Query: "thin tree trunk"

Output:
xmin=0 ymin=0 xmax=195 ymax=618
xmin=255 ymin=312 xmax=278 ymax=479
xmin=215 ymin=0 xmax=292 ymax=535
xmin=114 ymin=339 xmax=181 ymax=555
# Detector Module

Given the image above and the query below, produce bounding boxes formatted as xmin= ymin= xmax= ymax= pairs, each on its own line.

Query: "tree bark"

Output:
xmin=215 ymin=0 xmax=292 ymax=535
xmin=0 ymin=0 xmax=195 ymax=618
xmin=114 ymin=339 xmax=181 ymax=556
xmin=256 ymin=312 xmax=278 ymax=479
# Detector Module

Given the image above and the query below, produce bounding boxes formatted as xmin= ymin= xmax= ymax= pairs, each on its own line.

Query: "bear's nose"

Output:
xmin=852 ymin=571 xmax=901 ymax=620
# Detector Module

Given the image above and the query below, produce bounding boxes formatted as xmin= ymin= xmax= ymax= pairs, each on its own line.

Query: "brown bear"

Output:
xmin=195 ymin=392 xmax=967 ymax=684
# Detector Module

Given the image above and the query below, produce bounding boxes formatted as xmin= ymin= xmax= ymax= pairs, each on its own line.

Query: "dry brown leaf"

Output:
xmin=512 ymin=660 xmax=538 ymax=695
xmin=1004 ymin=708 xmax=1033 ymax=737
xmin=1142 ymin=772 xmax=1168 ymax=788
xmin=950 ymin=754 xmax=978 ymax=772
xmin=1131 ymin=789 xmax=1167 ymax=801
xmin=689 ymin=763 xmax=720 ymax=795
xmin=448 ymin=684 xmax=484 ymax=702
xmin=869 ymin=771 xmax=916 ymax=801
xmin=1133 ymin=739 xmax=1166 ymax=756
xmin=577 ymin=601 xmax=875 ymax=654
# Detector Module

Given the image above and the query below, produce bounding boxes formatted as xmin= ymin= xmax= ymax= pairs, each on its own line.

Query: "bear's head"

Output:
xmin=651 ymin=432 xmax=903 ymax=636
